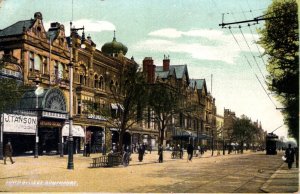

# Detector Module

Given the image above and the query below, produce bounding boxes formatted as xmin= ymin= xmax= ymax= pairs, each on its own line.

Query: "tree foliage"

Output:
xmin=148 ymin=83 xmax=183 ymax=145
xmin=0 ymin=60 xmax=30 ymax=113
xmin=103 ymin=62 xmax=148 ymax=151
xmin=231 ymin=116 xmax=258 ymax=153
xmin=258 ymin=0 xmax=298 ymax=143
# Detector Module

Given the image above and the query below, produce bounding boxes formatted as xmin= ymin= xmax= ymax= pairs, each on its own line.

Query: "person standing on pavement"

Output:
xmin=285 ymin=144 xmax=295 ymax=169
xmin=4 ymin=140 xmax=15 ymax=165
xmin=187 ymin=143 xmax=194 ymax=162
xmin=138 ymin=144 xmax=144 ymax=162
xmin=158 ymin=144 xmax=163 ymax=163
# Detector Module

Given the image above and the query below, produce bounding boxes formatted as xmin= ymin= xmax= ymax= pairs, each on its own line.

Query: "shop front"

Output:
xmin=62 ymin=123 xmax=85 ymax=154
xmin=1 ymin=113 xmax=37 ymax=156
xmin=19 ymin=87 xmax=68 ymax=156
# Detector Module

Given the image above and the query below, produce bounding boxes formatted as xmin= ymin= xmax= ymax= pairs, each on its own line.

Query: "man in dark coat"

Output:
xmin=187 ymin=143 xmax=194 ymax=162
xmin=285 ymin=144 xmax=295 ymax=169
xmin=4 ymin=141 xmax=15 ymax=165
xmin=158 ymin=144 xmax=163 ymax=163
xmin=138 ymin=144 xmax=144 ymax=162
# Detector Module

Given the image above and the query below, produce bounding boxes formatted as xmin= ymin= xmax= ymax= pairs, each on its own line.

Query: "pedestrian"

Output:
xmin=149 ymin=145 xmax=152 ymax=154
xmin=285 ymin=144 xmax=295 ymax=169
xmin=187 ymin=143 xmax=194 ymax=162
xmin=4 ymin=140 xmax=15 ymax=165
xmin=86 ymin=142 xmax=91 ymax=157
xmin=138 ymin=144 xmax=144 ymax=162
xmin=158 ymin=144 xmax=163 ymax=163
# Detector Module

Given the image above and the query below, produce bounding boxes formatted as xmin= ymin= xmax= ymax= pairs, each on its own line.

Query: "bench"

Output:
xmin=90 ymin=153 xmax=122 ymax=168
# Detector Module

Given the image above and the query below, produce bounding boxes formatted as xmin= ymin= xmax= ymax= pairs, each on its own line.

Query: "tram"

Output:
xmin=266 ymin=133 xmax=278 ymax=155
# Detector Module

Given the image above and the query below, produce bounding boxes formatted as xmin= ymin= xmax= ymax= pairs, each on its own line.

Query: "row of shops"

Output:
xmin=0 ymin=113 xmax=159 ymax=156
xmin=0 ymin=88 xmax=212 ymax=156
xmin=0 ymin=87 xmax=158 ymax=156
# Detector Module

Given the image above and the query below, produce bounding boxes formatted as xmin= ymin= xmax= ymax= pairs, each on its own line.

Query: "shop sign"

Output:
xmin=87 ymin=114 xmax=107 ymax=121
xmin=39 ymin=120 xmax=63 ymax=127
xmin=42 ymin=111 xmax=67 ymax=119
xmin=1 ymin=113 xmax=37 ymax=134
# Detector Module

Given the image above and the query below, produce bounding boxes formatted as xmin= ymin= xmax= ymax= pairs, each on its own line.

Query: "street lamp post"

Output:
xmin=34 ymin=78 xmax=43 ymax=158
xmin=67 ymin=21 xmax=85 ymax=170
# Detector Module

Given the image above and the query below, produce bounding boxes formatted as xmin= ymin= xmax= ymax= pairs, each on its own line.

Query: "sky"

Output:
xmin=0 ymin=0 xmax=293 ymax=141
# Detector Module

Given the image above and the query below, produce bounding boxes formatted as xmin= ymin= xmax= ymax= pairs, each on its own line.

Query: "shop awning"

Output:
xmin=173 ymin=129 xmax=197 ymax=138
xmin=111 ymin=103 xmax=118 ymax=109
xmin=111 ymin=103 xmax=124 ymax=110
xmin=62 ymin=124 xmax=85 ymax=137
xmin=110 ymin=128 xmax=119 ymax=132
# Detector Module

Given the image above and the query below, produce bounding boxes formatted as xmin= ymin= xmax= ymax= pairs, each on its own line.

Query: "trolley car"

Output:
xmin=266 ymin=133 xmax=278 ymax=155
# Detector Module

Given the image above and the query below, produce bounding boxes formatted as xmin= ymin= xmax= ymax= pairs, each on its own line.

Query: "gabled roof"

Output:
xmin=0 ymin=19 xmax=34 ymax=37
xmin=155 ymin=71 xmax=169 ymax=79
xmin=155 ymin=64 xmax=189 ymax=82
xmin=190 ymin=79 xmax=207 ymax=94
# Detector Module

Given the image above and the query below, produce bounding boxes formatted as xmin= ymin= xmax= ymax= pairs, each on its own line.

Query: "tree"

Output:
xmin=231 ymin=116 xmax=258 ymax=154
xmin=102 ymin=61 xmax=148 ymax=152
xmin=258 ymin=0 xmax=299 ymax=143
xmin=148 ymin=83 xmax=183 ymax=145
xmin=0 ymin=78 xmax=23 ymax=113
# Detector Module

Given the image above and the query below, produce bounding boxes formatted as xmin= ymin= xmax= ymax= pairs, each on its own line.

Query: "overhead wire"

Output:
xmin=239 ymin=27 xmax=267 ymax=81
xmin=228 ymin=27 xmax=277 ymax=109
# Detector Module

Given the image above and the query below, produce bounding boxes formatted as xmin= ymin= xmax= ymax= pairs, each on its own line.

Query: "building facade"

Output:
xmin=0 ymin=12 xmax=158 ymax=155
xmin=142 ymin=56 xmax=217 ymax=148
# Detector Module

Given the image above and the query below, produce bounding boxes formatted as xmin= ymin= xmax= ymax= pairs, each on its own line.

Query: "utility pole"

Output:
xmin=219 ymin=14 xmax=290 ymax=28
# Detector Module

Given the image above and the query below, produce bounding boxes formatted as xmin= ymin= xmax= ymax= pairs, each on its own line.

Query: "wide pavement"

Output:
xmin=0 ymin=150 xmax=298 ymax=193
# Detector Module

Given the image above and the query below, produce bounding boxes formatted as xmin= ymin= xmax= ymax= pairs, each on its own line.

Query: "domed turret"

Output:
xmin=101 ymin=31 xmax=128 ymax=57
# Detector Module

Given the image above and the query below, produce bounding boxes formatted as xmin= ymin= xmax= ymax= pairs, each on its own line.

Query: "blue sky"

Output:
xmin=0 ymin=0 xmax=291 ymax=140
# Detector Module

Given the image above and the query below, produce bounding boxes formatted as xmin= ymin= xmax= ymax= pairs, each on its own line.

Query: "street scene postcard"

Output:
xmin=0 ymin=0 xmax=298 ymax=193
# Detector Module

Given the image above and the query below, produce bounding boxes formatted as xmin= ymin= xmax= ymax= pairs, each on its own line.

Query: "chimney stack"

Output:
xmin=143 ymin=57 xmax=156 ymax=83
xmin=163 ymin=54 xmax=170 ymax=71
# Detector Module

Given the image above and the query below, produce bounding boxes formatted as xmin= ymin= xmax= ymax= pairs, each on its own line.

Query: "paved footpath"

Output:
xmin=0 ymin=150 xmax=298 ymax=193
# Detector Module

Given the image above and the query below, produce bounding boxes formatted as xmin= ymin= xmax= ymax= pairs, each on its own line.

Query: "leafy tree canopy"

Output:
xmin=258 ymin=0 xmax=298 ymax=142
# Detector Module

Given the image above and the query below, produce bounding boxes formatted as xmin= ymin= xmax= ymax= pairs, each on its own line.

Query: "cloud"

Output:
xmin=149 ymin=28 xmax=224 ymax=40
xmin=44 ymin=19 xmax=115 ymax=35
xmin=135 ymin=28 xmax=263 ymax=64
xmin=149 ymin=28 xmax=183 ymax=38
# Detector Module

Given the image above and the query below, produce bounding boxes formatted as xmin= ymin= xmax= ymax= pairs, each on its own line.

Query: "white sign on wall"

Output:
xmin=2 ymin=113 xmax=37 ymax=134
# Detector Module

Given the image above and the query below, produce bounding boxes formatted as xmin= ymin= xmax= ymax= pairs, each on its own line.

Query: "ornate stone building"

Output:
xmin=0 ymin=12 xmax=156 ymax=155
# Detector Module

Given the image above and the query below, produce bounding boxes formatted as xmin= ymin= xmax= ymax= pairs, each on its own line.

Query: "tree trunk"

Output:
xmin=160 ymin=129 xmax=164 ymax=145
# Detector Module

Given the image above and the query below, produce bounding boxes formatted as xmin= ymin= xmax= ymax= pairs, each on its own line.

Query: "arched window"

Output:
xmin=79 ymin=65 xmax=86 ymax=85
xmin=94 ymin=75 xmax=99 ymax=88
xmin=36 ymin=26 xmax=42 ymax=38
xmin=99 ymin=76 xmax=104 ymax=90
xmin=58 ymin=62 xmax=64 ymax=80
